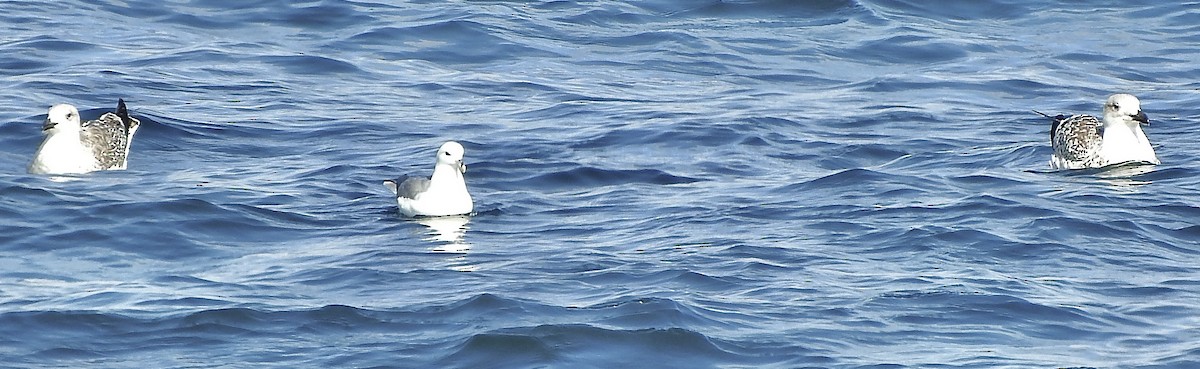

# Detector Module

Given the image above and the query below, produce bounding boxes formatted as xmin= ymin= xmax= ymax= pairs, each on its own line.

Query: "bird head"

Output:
xmin=1104 ymin=94 xmax=1149 ymax=126
xmin=437 ymin=141 xmax=467 ymax=173
xmin=43 ymin=104 xmax=81 ymax=134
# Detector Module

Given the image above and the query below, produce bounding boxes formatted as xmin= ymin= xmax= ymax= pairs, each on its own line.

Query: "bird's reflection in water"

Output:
xmin=416 ymin=215 xmax=471 ymax=254
xmin=1097 ymin=162 xmax=1155 ymax=188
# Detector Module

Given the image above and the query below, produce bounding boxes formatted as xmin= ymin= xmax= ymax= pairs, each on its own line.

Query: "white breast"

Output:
xmin=28 ymin=133 xmax=99 ymax=174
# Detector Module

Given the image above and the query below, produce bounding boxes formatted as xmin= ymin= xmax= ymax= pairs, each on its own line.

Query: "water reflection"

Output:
xmin=45 ymin=175 xmax=85 ymax=183
xmin=1096 ymin=162 xmax=1156 ymax=188
xmin=416 ymin=215 xmax=471 ymax=253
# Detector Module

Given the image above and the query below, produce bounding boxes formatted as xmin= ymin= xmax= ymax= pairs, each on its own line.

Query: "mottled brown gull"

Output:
xmin=1040 ymin=94 xmax=1158 ymax=170
xmin=29 ymin=99 xmax=140 ymax=175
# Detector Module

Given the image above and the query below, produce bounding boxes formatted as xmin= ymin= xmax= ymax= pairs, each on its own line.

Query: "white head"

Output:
xmin=43 ymin=104 xmax=82 ymax=135
xmin=436 ymin=141 xmax=467 ymax=173
xmin=1103 ymin=94 xmax=1149 ymax=127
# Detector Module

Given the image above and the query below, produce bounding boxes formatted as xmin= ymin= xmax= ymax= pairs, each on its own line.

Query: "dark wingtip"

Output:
xmin=115 ymin=98 xmax=132 ymax=124
xmin=1037 ymin=110 xmax=1066 ymax=142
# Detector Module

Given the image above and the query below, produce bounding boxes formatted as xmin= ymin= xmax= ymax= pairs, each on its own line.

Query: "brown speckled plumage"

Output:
xmin=1048 ymin=113 xmax=1106 ymax=168
xmin=81 ymin=99 xmax=140 ymax=170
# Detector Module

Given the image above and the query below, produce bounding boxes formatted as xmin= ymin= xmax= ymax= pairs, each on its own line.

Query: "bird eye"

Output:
xmin=1111 ymin=103 xmax=1119 ymax=110
xmin=444 ymin=152 xmax=450 ymax=156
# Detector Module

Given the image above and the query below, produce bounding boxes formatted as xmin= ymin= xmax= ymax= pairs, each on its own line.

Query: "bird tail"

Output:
xmin=382 ymin=179 xmax=399 ymax=195
xmin=115 ymin=98 xmax=142 ymax=137
xmin=116 ymin=99 xmax=134 ymax=127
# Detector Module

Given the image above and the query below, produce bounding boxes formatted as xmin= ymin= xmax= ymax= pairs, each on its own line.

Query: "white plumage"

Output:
xmin=383 ymin=141 xmax=473 ymax=217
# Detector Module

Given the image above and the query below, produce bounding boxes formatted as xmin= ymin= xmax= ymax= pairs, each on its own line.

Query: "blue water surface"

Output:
xmin=1 ymin=1 xmax=1199 ymax=368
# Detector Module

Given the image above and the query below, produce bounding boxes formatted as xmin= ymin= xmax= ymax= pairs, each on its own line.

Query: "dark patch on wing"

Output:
xmin=1047 ymin=115 xmax=1067 ymax=141
xmin=1035 ymin=110 xmax=1070 ymax=142
xmin=114 ymin=98 xmax=140 ymax=135
xmin=384 ymin=175 xmax=431 ymax=200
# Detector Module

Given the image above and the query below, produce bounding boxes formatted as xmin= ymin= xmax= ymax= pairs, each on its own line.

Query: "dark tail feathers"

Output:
xmin=115 ymin=98 xmax=133 ymax=127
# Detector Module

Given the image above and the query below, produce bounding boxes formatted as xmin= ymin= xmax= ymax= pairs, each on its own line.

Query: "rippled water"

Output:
xmin=2 ymin=1 xmax=1199 ymax=368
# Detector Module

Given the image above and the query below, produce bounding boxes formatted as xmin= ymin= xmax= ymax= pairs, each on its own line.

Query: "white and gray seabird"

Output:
xmin=29 ymin=99 xmax=141 ymax=175
xmin=1041 ymin=94 xmax=1159 ymax=170
xmin=383 ymin=141 xmax=473 ymax=217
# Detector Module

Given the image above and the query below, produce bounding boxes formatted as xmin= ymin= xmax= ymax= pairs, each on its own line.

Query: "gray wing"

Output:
xmin=383 ymin=175 xmax=431 ymax=200
xmin=1050 ymin=114 xmax=1104 ymax=166
xmin=80 ymin=99 xmax=138 ymax=170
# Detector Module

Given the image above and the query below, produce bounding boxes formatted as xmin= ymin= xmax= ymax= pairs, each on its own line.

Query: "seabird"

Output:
xmin=383 ymin=141 xmax=473 ymax=217
xmin=28 ymin=99 xmax=141 ymax=175
xmin=1040 ymin=94 xmax=1159 ymax=170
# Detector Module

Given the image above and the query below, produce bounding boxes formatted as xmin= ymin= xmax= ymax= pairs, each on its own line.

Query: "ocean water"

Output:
xmin=1 ymin=0 xmax=1199 ymax=368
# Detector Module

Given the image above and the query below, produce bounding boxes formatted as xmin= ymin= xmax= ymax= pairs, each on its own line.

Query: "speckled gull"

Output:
xmin=383 ymin=141 xmax=473 ymax=217
xmin=1038 ymin=94 xmax=1159 ymax=170
xmin=29 ymin=99 xmax=141 ymax=175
